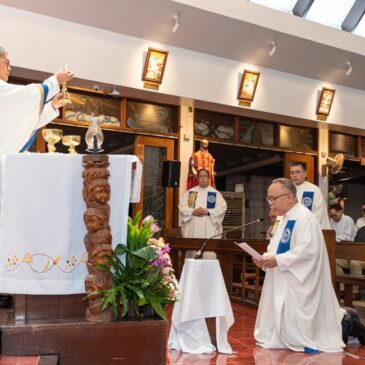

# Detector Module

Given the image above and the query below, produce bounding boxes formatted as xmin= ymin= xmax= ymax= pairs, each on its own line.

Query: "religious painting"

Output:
xmin=142 ymin=48 xmax=169 ymax=84
xmin=316 ymin=87 xmax=335 ymax=117
xmin=62 ymin=91 xmax=121 ymax=127
xmin=237 ymin=70 xmax=260 ymax=102
xmin=239 ymin=118 xmax=274 ymax=146
xmin=279 ymin=125 xmax=317 ymax=152
xmin=194 ymin=109 xmax=235 ymax=141
xmin=126 ymin=100 xmax=176 ymax=133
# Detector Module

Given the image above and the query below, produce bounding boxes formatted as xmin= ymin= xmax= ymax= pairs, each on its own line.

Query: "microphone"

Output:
xmin=194 ymin=217 xmax=264 ymax=259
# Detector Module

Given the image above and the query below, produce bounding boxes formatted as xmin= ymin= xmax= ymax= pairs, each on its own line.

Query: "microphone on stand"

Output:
xmin=194 ymin=217 xmax=264 ymax=259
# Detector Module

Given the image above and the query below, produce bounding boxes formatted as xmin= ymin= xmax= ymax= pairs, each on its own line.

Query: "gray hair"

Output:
xmin=271 ymin=177 xmax=297 ymax=196
xmin=0 ymin=47 xmax=7 ymax=58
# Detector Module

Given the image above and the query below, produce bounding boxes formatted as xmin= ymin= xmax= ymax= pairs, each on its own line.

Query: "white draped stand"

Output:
xmin=168 ymin=259 xmax=234 ymax=354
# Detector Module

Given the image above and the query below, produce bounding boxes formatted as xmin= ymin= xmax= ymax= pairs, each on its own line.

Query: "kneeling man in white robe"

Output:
xmin=254 ymin=178 xmax=365 ymax=352
xmin=179 ymin=168 xmax=227 ymax=239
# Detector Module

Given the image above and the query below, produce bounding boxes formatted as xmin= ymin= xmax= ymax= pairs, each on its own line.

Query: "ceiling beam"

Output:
xmin=292 ymin=0 xmax=315 ymax=18
xmin=341 ymin=0 xmax=365 ymax=32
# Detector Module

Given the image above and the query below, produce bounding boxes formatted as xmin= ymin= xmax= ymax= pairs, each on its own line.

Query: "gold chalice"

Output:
xmin=42 ymin=128 xmax=63 ymax=153
xmin=62 ymin=135 xmax=81 ymax=154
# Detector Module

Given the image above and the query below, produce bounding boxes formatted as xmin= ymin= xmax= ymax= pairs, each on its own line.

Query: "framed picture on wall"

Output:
xmin=316 ymin=87 xmax=335 ymax=119
xmin=142 ymin=48 xmax=169 ymax=84
xmin=237 ymin=70 xmax=260 ymax=104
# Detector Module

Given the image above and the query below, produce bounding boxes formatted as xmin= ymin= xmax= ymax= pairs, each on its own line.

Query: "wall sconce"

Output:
xmin=237 ymin=70 xmax=260 ymax=107
xmin=316 ymin=87 xmax=336 ymax=121
xmin=345 ymin=61 xmax=352 ymax=77
xmin=142 ymin=47 xmax=169 ymax=90
xmin=269 ymin=40 xmax=277 ymax=57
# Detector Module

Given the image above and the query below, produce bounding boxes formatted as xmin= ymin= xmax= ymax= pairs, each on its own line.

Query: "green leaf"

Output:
xmin=145 ymin=293 xmax=167 ymax=320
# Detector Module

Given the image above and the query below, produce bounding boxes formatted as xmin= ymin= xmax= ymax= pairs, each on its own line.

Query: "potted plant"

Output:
xmin=97 ymin=212 xmax=179 ymax=320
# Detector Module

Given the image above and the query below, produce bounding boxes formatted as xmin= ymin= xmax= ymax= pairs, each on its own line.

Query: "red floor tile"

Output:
xmin=166 ymin=302 xmax=365 ymax=365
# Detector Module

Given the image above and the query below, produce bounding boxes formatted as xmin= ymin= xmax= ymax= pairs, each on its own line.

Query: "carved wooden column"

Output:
xmin=82 ymin=155 xmax=113 ymax=322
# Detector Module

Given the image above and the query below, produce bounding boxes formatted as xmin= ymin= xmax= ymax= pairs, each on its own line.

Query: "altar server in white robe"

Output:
xmin=0 ymin=46 xmax=74 ymax=157
xmin=254 ymin=178 xmax=365 ymax=352
xmin=289 ymin=161 xmax=331 ymax=229
xmin=179 ymin=168 xmax=227 ymax=239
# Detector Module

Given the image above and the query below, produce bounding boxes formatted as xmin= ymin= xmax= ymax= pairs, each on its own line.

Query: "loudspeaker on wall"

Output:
xmin=162 ymin=160 xmax=181 ymax=187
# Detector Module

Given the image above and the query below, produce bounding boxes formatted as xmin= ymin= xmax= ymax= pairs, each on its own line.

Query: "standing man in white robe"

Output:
xmin=0 ymin=46 xmax=74 ymax=157
xmin=179 ymin=168 xmax=227 ymax=239
xmin=289 ymin=161 xmax=331 ymax=229
xmin=254 ymin=178 xmax=365 ymax=352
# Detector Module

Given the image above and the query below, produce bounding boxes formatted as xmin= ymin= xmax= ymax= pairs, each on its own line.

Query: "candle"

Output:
xmin=93 ymin=135 xmax=97 ymax=153
xmin=64 ymin=62 xmax=69 ymax=70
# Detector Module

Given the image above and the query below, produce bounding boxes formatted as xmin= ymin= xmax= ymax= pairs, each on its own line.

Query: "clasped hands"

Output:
xmin=192 ymin=207 xmax=209 ymax=217
xmin=253 ymin=254 xmax=277 ymax=270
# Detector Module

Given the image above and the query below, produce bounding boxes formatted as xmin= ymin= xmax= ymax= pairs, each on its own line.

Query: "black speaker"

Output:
xmin=162 ymin=160 xmax=181 ymax=187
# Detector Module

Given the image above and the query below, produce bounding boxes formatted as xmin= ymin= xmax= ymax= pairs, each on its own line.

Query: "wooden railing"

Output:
xmin=166 ymin=230 xmax=336 ymax=306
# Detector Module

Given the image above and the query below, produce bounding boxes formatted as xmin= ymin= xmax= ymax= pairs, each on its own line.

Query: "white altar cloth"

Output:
xmin=0 ymin=153 xmax=142 ymax=295
xmin=168 ymin=259 xmax=234 ymax=354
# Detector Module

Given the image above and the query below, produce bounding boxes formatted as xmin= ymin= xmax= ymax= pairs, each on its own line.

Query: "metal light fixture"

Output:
xmin=269 ymin=40 xmax=277 ymax=57
xmin=345 ymin=61 xmax=352 ymax=77
xmin=172 ymin=13 xmax=181 ymax=33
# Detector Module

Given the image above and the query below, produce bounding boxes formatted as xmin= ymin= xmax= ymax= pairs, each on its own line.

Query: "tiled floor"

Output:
xmin=166 ymin=303 xmax=365 ymax=364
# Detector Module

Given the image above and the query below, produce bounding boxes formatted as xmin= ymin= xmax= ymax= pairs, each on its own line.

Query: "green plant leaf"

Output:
xmin=145 ymin=292 xmax=167 ymax=320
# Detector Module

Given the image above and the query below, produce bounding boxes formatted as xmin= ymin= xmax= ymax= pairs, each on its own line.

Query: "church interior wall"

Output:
xmin=2 ymin=4 xmax=365 ymax=132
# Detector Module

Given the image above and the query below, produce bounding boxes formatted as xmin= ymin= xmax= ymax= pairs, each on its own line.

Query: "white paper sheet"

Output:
xmin=234 ymin=241 xmax=263 ymax=261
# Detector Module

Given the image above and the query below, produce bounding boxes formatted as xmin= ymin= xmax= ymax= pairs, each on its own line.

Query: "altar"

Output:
xmin=0 ymin=153 xmax=142 ymax=294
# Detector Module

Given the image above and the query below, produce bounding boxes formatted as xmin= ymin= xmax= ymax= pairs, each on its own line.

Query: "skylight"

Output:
xmin=305 ymin=0 xmax=356 ymax=29
xmin=249 ymin=0 xmax=297 ymax=14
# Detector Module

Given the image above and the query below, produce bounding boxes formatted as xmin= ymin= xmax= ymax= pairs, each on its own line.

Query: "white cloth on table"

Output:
xmin=255 ymin=203 xmax=345 ymax=352
xmin=179 ymin=185 xmax=227 ymax=239
xmin=0 ymin=76 xmax=60 ymax=158
xmin=295 ymin=180 xmax=331 ymax=229
xmin=168 ymin=259 xmax=234 ymax=354
xmin=0 ymin=153 xmax=142 ymax=294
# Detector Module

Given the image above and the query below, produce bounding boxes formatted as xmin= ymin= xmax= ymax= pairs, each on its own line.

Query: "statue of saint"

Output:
xmin=187 ymin=139 xmax=216 ymax=189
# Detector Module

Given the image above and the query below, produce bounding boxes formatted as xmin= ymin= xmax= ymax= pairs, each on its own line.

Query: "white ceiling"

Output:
xmin=2 ymin=0 xmax=365 ymax=91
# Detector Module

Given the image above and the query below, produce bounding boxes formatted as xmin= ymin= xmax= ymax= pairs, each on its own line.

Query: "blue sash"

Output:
xmin=276 ymin=220 xmax=296 ymax=254
xmin=20 ymin=83 xmax=49 ymax=152
xmin=207 ymin=191 xmax=217 ymax=209
xmin=301 ymin=191 xmax=314 ymax=211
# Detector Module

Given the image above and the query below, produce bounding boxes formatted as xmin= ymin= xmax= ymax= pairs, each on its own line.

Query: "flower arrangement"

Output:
xmin=98 ymin=212 xmax=180 ymax=320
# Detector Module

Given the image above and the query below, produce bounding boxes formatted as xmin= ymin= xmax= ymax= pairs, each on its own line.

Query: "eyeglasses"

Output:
xmin=266 ymin=192 xmax=290 ymax=203
xmin=289 ymin=170 xmax=304 ymax=175
xmin=0 ymin=59 xmax=10 ymax=69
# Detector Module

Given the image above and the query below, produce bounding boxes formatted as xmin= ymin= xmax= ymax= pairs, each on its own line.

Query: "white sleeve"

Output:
xmin=178 ymin=191 xmax=193 ymax=223
xmin=42 ymin=75 xmax=60 ymax=101
xmin=37 ymin=102 xmax=59 ymax=128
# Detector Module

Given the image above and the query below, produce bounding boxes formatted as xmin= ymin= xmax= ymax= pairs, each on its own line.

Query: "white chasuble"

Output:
xmin=179 ymin=186 xmax=227 ymax=239
xmin=295 ymin=180 xmax=331 ymax=229
xmin=255 ymin=203 xmax=345 ymax=353
xmin=0 ymin=76 xmax=59 ymax=158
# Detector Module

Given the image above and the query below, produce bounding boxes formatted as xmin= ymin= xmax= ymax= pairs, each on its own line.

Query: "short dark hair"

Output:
xmin=289 ymin=161 xmax=307 ymax=171
xmin=197 ymin=168 xmax=210 ymax=177
xmin=329 ymin=204 xmax=342 ymax=212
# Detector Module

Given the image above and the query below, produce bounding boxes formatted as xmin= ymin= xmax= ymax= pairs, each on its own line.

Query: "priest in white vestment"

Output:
xmin=289 ymin=161 xmax=331 ymax=229
xmin=179 ymin=168 xmax=227 ymax=239
xmin=0 ymin=46 xmax=74 ymax=157
xmin=254 ymin=178 xmax=365 ymax=352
